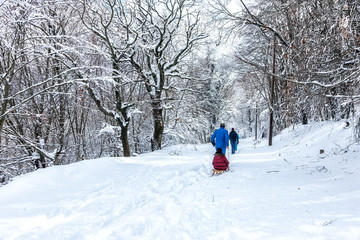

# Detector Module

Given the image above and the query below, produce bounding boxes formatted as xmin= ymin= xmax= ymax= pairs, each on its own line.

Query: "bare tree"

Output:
xmin=212 ymin=0 xmax=360 ymax=140
xmin=1 ymin=0 xmax=92 ymax=172
xmin=79 ymin=0 xmax=207 ymax=151
xmin=126 ymin=0 xmax=208 ymax=150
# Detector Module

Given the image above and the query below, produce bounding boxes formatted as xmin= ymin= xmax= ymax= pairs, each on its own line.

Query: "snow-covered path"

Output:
xmin=0 ymin=122 xmax=359 ymax=240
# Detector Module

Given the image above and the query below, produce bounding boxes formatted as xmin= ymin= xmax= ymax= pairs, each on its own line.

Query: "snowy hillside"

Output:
xmin=0 ymin=121 xmax=359 ymax=240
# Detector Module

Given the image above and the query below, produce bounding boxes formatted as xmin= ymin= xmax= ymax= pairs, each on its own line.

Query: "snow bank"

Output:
xmin=0 ymin=121 xmax=359 ymax=240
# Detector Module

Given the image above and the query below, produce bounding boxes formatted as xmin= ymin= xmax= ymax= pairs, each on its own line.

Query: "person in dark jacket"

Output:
xmin=212 ymin=148 xmax=229 ymax=170
xmin=235 ymin=132 xmax=240 ymax=151
xmin=211 ymin=123 xmax=229 ymax=155
xmin=229 ymin=128 xmax=239 ymax=154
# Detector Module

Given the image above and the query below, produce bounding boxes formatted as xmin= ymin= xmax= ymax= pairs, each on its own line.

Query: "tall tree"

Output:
xmin=79 ymin=0 xmax=141 ymax=156
xmin=212 ymin=0 xmax=360 ymax=140
xmin=79 ymin=0 xmax=207 ymax=151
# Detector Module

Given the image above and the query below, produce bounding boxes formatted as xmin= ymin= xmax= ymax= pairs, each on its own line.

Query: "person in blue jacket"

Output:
xmin=211 ymin=123 xmax=229 ymax=155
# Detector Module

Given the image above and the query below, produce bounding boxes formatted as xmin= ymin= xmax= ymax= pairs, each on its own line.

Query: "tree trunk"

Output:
xmin=132 ymin=118 xmax=139 ymax=154
xmin=151 ymin=100 xmax=164 ymax=151
xmin=269 ymin=33 xmax=276 ymax=146
xmin=120 ymin=123 xmax=131 ymax=157
xmin=255 ymin=104 xmax=258 ymax=140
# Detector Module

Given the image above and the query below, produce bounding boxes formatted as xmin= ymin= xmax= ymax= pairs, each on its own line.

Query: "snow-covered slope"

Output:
xmin=0 ymin=121 xmax=359 ymax=240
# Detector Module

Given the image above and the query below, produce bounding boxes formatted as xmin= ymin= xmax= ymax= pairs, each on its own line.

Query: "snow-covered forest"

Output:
xmin=1 ymin=0 xmax=359 ymax=184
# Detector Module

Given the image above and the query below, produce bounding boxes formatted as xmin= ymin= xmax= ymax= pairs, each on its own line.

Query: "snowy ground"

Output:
xmin=0 ymin=121 xmax=359 ymax=240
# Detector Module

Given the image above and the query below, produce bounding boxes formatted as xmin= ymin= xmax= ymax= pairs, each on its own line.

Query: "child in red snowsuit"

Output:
xmin=212 ymin=148 xmax=229 ymax=170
